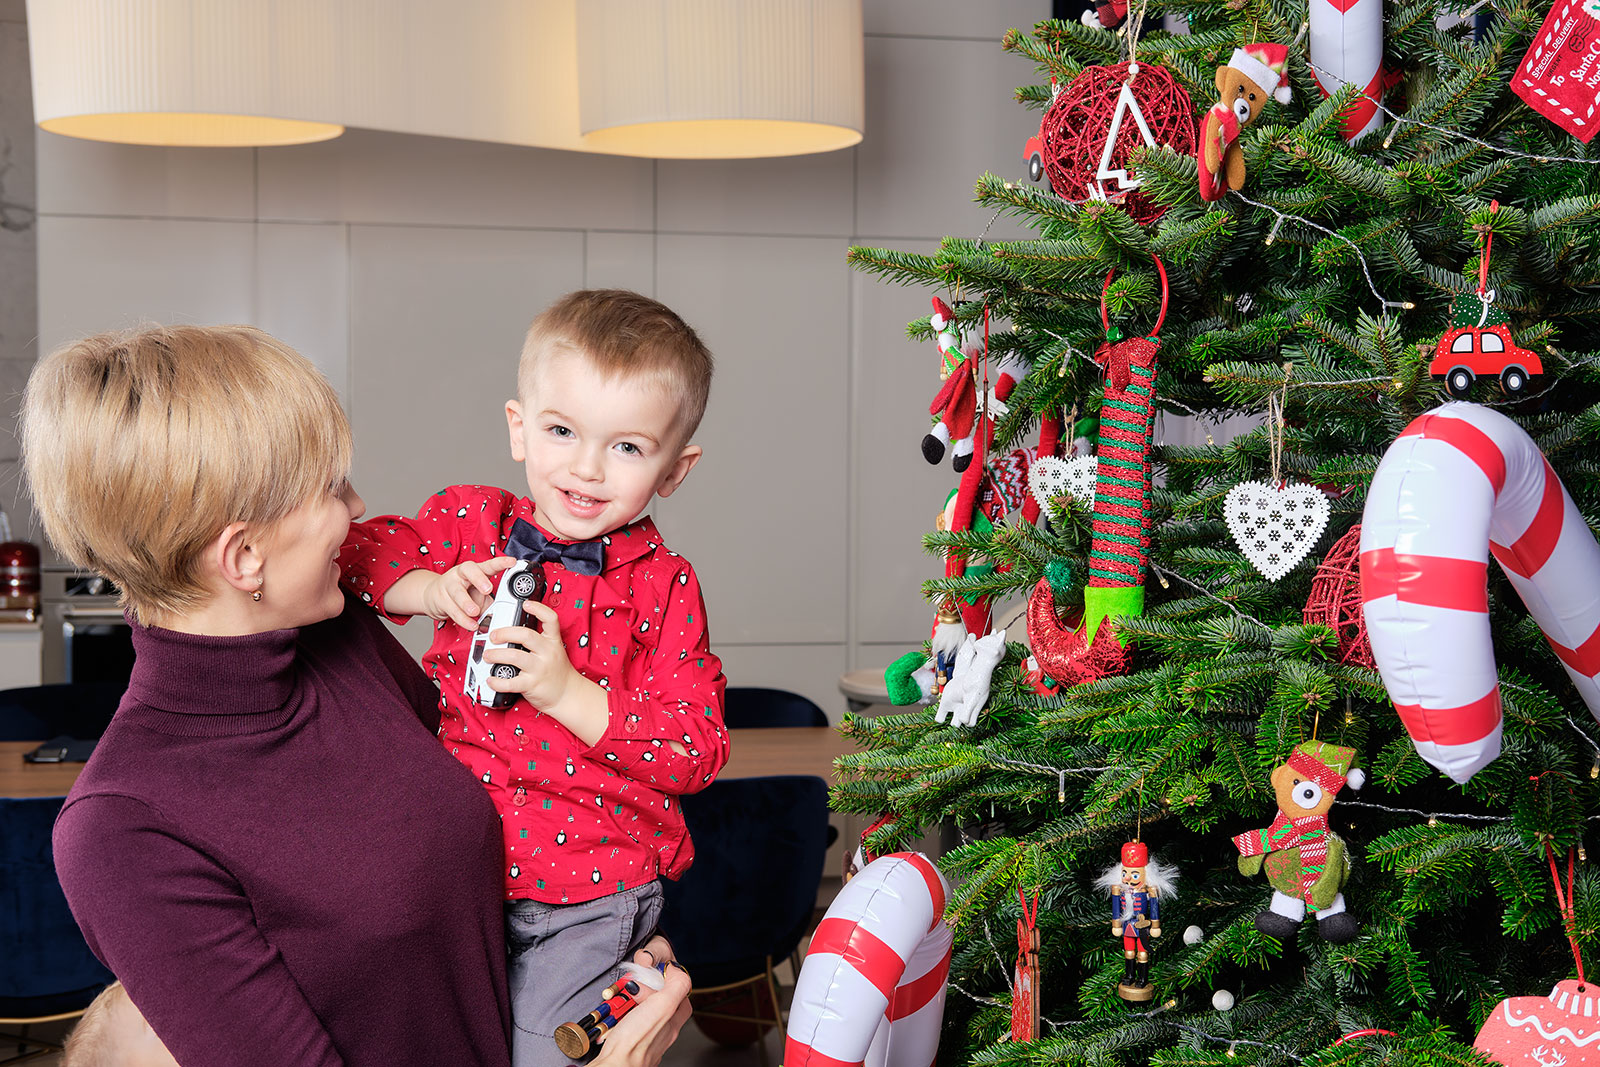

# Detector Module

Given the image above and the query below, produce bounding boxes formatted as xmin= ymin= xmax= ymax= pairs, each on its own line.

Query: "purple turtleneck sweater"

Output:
xmin=53 ymin=596 xmax=512 ymax=1067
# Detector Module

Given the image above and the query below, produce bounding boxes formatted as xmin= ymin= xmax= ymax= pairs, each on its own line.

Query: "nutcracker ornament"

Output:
xmin=1232 ymin=741 xmax=1365 ymax=944
xmin=1096 ymin=840 xmax=1177 ymax=1002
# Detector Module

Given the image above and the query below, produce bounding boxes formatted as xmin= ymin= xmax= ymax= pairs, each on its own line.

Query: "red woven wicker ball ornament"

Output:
xmin=1302 ymin=524 xmax=1374 ymax=668
xmin=1040 ymin=61 xmax=1197 ymax=225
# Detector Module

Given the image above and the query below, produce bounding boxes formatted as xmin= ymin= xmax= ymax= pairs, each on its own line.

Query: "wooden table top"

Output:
xmin=0 ymin=727 xmax=858 ymax=799
xmin=720 ymin=726 xmax=858 ymax=781
xmin=0 ymin=740 xmax=83 ymax=799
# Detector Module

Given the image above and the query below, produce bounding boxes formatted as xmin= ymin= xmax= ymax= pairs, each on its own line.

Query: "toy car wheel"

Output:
xmin=1445 ymin=366 xmax=1475 ymax=398
xmin=1500 ymin=365 xmax=1529 ymax=395
xmin=510 ymin=570 xmax=540 ymax=600
xmin=1028 ymin=153 xmax=1044 ymax=183
xmin=490 ymin=663 xmax=518 ymax=680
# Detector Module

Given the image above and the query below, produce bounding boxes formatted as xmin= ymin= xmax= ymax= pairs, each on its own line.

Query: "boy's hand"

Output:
xmin=485 ymin=601 xmax=608 ymax=745
xmin=421 ymin=556 xmax=518 ymax=629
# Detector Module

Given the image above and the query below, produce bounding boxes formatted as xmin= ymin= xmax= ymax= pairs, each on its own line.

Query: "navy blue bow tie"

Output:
xmin=504 ymin=518 xmax=605 ymax=576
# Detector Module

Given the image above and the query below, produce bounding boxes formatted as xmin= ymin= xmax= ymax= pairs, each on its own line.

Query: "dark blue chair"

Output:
xmin=0 ymin=684 xmax=124 ymax=743
xmin=0 ymin=795 xmax=114 ymax=1061
xmin=660 ymin=774 xmax=830 ymax=1058
xmin=722 ymin=688 xmax=838 ymax=853
xmin=724 ymin=687 xmax=828 ymax=729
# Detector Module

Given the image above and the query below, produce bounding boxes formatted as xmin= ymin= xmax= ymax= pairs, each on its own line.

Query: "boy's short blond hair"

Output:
xmin=63 ymin=981 xmax=129 ymax=1066
xmin=519 ymin=290 xmax=713 ymax=442
xmin=21 ymin=324 xmax=352 ymax=624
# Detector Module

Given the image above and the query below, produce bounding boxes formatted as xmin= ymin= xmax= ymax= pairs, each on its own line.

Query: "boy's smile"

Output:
xmin=505 ymin=349 xmax=701 ymax=544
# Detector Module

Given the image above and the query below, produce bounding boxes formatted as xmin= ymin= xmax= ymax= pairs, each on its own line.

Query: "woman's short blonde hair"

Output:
xmin=21 ymin=324 xmax=351 ymax=623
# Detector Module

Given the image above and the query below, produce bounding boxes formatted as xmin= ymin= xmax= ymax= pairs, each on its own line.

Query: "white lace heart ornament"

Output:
xmin=1223 ymin=481 xmax=1331 ymax=581
xmin=1028 ymin=456 xmax=1097 ymax=514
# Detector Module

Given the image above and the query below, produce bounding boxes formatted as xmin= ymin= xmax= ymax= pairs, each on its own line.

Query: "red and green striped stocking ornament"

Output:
xmin=1028 ymin=258 xmax=1167 ymax=684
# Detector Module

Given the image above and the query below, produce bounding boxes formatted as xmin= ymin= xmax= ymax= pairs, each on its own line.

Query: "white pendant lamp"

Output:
xmin=575 ymin=0 xmax=864 ymax=158
xmin=25 ymin=0 xmax=345 ymax=147
xmin=26 ymin=0 xmax=865 ymax=158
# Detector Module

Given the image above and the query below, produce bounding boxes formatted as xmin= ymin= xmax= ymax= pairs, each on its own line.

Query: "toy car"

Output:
xmin=1024 ymin=134 xmax=1047 ymax=186
xmin=1429 ymin=293 xmax=1542 ymax=398
xmin=464 ymin=560 xmax=546 ymax=709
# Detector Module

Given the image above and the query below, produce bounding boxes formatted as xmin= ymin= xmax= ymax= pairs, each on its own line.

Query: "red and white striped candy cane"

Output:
xmin=1309 ymin=0 xmax=1384 ymax=141
xmin=785 ymin=852 xmax=953 ymax=1067
xmin=1361 ymin=402 xmax=1600 ymax=783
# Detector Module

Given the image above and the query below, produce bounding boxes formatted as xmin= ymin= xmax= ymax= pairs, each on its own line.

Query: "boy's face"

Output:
xmin=505 ymin=348 xmax=702 ymax=543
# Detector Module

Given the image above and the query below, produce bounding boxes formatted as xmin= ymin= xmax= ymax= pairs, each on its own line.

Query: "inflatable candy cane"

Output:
xmin=1361 ymin=403 xmax=1600 ymax=783
xmin=786 ymin=853 xmax=953 ymax=1067
xmin=1309 ymin=0 xmax=1385 ymax=141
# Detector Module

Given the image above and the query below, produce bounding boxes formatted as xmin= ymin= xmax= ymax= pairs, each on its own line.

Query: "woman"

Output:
xmin=21 ymin=325 xmax=689 ymax=1067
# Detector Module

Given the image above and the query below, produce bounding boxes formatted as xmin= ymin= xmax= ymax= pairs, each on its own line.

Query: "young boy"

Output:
xmin=340 ymin=289 xmax=727 ymax=1067
xmin=63 ymin=982 xmax=181 ymax=1067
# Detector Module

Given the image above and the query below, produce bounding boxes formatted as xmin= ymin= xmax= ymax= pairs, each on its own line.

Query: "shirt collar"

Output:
xmin=517 ymin=504 xmax=664 ymax=573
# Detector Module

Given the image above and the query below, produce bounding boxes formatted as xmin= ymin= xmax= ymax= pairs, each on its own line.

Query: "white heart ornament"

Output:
xmin=1223 ymin=481 xmax=1331 ymax=581
xmin=1029 ymin=456 xmax=1097 ymax=514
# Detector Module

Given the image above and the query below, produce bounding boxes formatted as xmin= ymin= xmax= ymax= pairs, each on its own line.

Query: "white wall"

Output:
xmin=25 ymin=1 xmax=1056 ymax=720
xmin=0 ymin=0 xmax=36 ymax=540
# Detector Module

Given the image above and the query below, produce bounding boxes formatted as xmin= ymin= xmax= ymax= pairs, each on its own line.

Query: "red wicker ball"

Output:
xmin=1303 ymin=524 xmax=1374 ymax=668
xmin=1041 ymin=61 xmax=1197 ymax=225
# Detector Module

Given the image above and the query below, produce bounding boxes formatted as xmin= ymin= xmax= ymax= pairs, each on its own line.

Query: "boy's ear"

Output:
xmin=654 ymin=444 xmax=703 ymax=499
xmin=212 ymin=521 xmax=265 ymax=596
xmin=505 ymin=400 xmax=527 ymax=462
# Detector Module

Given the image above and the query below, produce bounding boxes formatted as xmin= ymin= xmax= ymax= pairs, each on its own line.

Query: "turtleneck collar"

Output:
xmin=123 ymin=619 xmax=303 ymax=736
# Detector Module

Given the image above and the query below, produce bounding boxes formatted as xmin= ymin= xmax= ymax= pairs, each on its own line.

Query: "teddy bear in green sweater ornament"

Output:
xmin=1232 ymin=740 xmax=1365 ymax=944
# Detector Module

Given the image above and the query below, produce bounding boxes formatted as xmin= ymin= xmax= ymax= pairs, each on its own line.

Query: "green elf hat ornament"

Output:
xmin=1232 ymin=740 xmax=1365 ymax=944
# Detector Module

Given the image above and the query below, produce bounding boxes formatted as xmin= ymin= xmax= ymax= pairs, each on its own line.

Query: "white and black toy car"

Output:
xmin=465 ymin=560 xmax=547 ymax=709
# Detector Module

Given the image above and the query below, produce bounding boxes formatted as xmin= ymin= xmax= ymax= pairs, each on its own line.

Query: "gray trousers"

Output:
xmin=506 ymin=881 xmax=665 ymax=1067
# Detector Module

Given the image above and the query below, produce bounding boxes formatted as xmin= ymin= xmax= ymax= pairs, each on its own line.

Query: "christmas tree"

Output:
xmin=838 ymin=3 xmax=1600 ymax=1064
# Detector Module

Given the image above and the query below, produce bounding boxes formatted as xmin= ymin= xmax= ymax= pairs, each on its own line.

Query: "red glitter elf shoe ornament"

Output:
xmin=1026 ymin=258 xmax=1167 ymax=685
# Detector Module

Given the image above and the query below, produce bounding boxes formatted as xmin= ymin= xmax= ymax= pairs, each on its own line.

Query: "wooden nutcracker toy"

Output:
xmin=553 ymin=962 xmax=667 ymax=1060
xmin=1096 ymin=841 xmax=1176 ymax=1002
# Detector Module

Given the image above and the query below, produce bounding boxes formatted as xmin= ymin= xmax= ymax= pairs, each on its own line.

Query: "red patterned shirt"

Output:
xmin=339 ymin=485 xmax=728 ymax=903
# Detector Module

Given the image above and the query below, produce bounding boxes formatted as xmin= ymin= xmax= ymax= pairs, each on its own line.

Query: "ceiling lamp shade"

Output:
xmin=576 ymin=0 xmax=863 ymax=158
xmin=25 ymin=0 xmax=346 ymax=147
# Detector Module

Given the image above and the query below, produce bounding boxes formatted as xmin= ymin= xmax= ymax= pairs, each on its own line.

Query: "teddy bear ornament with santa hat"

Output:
xmin=1199 ymin=42 xmax=1293 ymax=201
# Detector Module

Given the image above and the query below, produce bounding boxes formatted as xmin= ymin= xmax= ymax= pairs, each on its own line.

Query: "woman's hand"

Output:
xmin=589 ymin=938 xmax=691 ymax=1067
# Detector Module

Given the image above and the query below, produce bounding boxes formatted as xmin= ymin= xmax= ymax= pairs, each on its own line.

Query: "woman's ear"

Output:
xmin=212 ymin=521 xmax=265 ymax=596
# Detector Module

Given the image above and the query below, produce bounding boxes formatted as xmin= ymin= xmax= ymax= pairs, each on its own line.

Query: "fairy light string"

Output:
xmin=1230 ymin=188 xmax=1415 ymax=311
xmin=1299 ymin=56 xmax=1600 ymax=167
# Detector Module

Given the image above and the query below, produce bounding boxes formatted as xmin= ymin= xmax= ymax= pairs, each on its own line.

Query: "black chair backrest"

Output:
xmin=659 ymin=775 xmax=830 ymax=986
xmin=723 ymin=687 xmax=828 ymax=729
xmin=0 ymin=795 xmax=115 ymax=1003
xmin=0 ymin=683 xmax=125 ymax=742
